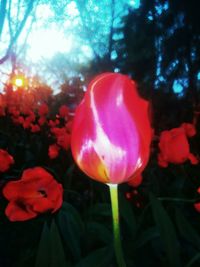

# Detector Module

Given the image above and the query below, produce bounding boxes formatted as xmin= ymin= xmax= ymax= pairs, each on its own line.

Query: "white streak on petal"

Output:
xmin=89 ymin=79 xmax=126 ymax=177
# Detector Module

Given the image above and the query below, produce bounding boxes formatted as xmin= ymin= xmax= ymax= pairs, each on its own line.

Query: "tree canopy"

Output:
xmin=0 ymin=0 xmax=199 ymax=100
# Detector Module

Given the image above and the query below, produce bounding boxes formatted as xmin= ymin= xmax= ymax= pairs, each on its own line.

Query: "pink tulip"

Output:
xmin=71 ymin=73 xmax=152 ymax=184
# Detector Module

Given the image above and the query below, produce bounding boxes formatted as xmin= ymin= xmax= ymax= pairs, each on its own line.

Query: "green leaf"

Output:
xmin=57 ymin=202 xmax=84 ymax=260
xmin=35 ymin=220 xmax=69 ymax=267
xmin=75 ymin=246 xmax=113 ymax=267
xmin=186 ymin=252 xmax=200 ymax=267
xmin=88 ymin=203 xmax=112 ymax=217
xmin=63 ymin=164 xmax=75 ymax=190
xmin=175 ymin=208 xmax=200 ymax=250
xmin=86 ymin=221 xmax=112 ymax=244
xmin=35 ymin=222 xmax=51 ymax=267
xmin=61 ymin=202 xmax=84 ymax=231
xmin=50 ymin=219 xmax=69 ymax=267
xmin=14 ymin=249 xmax=35 ymax=267
xmin=150 ymin=193 xmax=181 ymax=267
xmin=118 ymin=192 xmax=137 ymax=238
xmin=135 ymin=226 xmax=159 ymax=249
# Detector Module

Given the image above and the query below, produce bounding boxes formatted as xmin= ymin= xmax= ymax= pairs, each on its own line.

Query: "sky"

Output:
xmin=27 ymin=2 xmax=79 ymax=62
xmin=0 ymin=0 xmax=140 ymax=92
xmin=27 ymin=0 xmax=140 ymax=62
xmin=1 ymin=0 xmax=198 ymax=95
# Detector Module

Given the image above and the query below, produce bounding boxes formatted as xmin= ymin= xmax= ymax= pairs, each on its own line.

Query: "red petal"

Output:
xmin=128 ymin=174 xmax=143 ymax=187
xmin=5 ymin=201 xmax=37 ymax=222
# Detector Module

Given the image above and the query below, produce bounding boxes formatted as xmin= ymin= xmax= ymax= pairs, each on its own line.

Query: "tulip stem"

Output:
xmin=108 ymin=184 xmax=127 ymax=267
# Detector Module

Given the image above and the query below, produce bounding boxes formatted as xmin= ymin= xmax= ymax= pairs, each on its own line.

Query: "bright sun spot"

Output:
xmin=15 ymin=78 xmax=24 ymax=87
xmin=25 ymin=3 xmax=76 ymax=62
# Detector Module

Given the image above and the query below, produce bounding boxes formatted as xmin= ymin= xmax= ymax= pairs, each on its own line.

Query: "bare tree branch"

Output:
xmin=8 ymin=0 xmax=14 ymax=38
xmin=0 ymin=0 xmax=35 ymax=64
xmin=0 ymin=0 xmax=7 ymax=39
xmin=75 ymin=0 xmax=101 ymax=63
xmin=108 ymin=0 xmax=115 ymax=58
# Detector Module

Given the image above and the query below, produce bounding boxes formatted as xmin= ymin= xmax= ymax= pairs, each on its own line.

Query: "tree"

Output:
xmin=49 ymin=0 xmax=132 ymax=73
xmin=0 ymin=0 xmax=37 ymax=65
xmin=113 ymin=0 xmax=158 ymax=96
xmin=114 ymin=0 xmax=200 ymax=101
xmin=161 ymin=0 xmax=200 ymax=102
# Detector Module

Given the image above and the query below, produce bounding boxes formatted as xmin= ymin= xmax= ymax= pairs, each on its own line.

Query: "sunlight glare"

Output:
xmin=28 ymin=27 xmax=73 ymax=62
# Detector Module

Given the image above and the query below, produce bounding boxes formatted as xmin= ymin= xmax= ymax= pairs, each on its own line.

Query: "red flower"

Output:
xmin=22 ymin=113 xmax=35 ymax=129
xmin=26 ymin=111 xmax=35 ymax=123
xmin=158 ymin=126 xmax=198 ymax=167
xmin=71 ymin=73 xmax=152 ymax=184
xmin=48 ymin=144 xmax=60 ymax=159
xmin=3 ymin=167 xmax=63 ymax=221
xmin=12 ymin=116 xmax=24 ymax=125
xmin=17 ymin=116 xmax=25 ymax=125
xmin=181 ymin=122 xmax=196 ymax=137
xmin=194 ymin=203 xmax=200 ymax=212
xmin=0 ymin=107 xmax=5 ymax=116
xmin=48 ymin=119 xmax=60 ymax=127
xmin=8 ymin=107 xmax=20 ymax=117
xmin=0 ymin=95 xmax=6 ymax=116
xmin=59 ymin=105 xmax=69 ymax=118
xmin=38 ymin=116 xmax=47 ymax=126
xmin=30 ymin=124 xmax=40 ymax=133
xmin=57 ymin=133 xmax=71 ymax=150
xmin=38 ymin=103 xmax=49 ymax=116
xmin=65 ymin=120 xmax=73 ymax=134
xmin=128 ymin=174 xmax=143 ymax=188
xmin=194 ymin=187 xmax=200 ymax=212
xmin=0 ymin=149 xmax=14 ymax=172
xmin=51 ymin=127 xmax=71 ymax=151
xmin=51 ymin=127 xmax=65 ymax=137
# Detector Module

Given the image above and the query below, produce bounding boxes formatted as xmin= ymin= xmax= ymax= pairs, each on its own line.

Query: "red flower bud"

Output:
xmin=71 ymin=73 xmax=152 ymax=184
xmin=48 ymin=144 xmax=60 ymax=159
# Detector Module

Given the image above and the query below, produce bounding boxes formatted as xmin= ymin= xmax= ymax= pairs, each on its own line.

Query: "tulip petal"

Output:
xmin=21 ymin=167 xmax=54 ymax=181
xmin=3 ymin=180 xmax=23 ymax=200
xmin=188 ymin=153 xmax=199 ymax=165
xmin=5 ymin=201 xmax=37 ymax=222
xmin=72 ymin=103 xmax=109 ymax=183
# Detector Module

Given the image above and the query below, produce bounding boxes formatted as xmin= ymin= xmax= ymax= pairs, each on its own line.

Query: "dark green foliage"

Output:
xmin=113 ymin=0 xmax=200 ymax=100
xmin=150 ymin=193 xmax=181 ymax=267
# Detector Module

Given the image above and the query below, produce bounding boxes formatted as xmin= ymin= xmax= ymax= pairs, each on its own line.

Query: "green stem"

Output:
xmin=108 ymin=184 xmax=126 ymax=267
